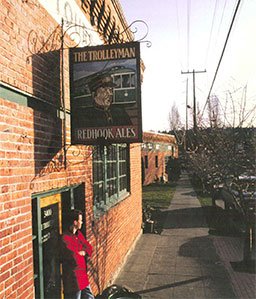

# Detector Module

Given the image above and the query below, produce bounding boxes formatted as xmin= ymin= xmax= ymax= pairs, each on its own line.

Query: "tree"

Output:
xmin=207 ymin=95 xmax=223 ymax=128
xmin=168 ymin=102 xmax=182 ymax=131
xmin=180 ymin=84 xmax=255 ymax=188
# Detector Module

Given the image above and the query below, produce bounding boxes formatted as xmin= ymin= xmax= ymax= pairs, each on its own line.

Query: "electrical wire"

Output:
xmin=201 ymin=0 xmax=242 ymax=117
xmin=205 ymin=0 xmax=228 ymax=67
xmin=175 ymin=0 xmax=185 ymax=70
xmin=216 ymin=0 xmax=228 ymax=38
xmin=186 ymin=0 xmax=191 ymax=70
xmin=204 ymin=0 xmax=219 ymax=67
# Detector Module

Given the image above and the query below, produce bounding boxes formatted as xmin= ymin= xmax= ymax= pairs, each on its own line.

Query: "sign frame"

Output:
xmin=69 ymin=42 xmax=142 ymax=145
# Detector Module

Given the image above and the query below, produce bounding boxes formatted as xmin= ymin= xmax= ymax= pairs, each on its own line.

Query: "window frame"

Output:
xmin=93 ymin=144 xmax=130 ymax=215
xmin=144 ymin=155 xmax=148 ymax=169
xmin=155 ymin=155 xmax=159 ymax=168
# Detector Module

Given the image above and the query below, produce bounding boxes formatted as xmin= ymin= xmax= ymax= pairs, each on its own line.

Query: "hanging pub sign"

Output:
xmin=70 ymin=42 xmax=142 ymax=145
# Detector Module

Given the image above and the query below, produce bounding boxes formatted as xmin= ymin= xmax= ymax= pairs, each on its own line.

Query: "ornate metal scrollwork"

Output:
xmin=62 ymin=21 xmax=94 ymax=49
xmin=27 ymin=25 xmax=62 ymax=59
xmin=27 ymin=18 xmax=151 ymax=60
xmin=29 ymin=144 xmax=95 ymax=189
xmin=26 ymin=16 xmax=151 ymax=169
xmin=27 ymin=20 xmax=97 ymax=60
xmin=119 ymin=20 xmax=152 ymax=47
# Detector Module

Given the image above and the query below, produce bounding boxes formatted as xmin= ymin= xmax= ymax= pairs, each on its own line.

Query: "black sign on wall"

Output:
xmin=41 ymin=203 xmax=61 ymax=298
xmin=70 ymin=42 xmax=142 ymax=145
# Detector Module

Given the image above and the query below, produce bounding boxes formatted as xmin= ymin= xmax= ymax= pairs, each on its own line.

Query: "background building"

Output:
xmin=141 ymin=131 xmax=178 ymax=185
xmin=0 ymin=1 xmax=143 ymax=298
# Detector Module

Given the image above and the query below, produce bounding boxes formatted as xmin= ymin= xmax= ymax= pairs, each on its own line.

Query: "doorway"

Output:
xmin=32 ymin=184 xmax=85 ymax=299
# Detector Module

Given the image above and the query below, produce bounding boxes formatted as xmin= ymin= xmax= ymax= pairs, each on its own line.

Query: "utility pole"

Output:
xmin=181 ymin=69 xmax=206 ymax=131
xmin=184 ymin=78 xmax=188 ymax=151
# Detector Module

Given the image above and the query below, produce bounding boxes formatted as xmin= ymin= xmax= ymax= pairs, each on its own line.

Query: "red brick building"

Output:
xmin=0 ymin=1 xmax=143 ymax=298
xmin=142 ymin=131 xmax=178 ymax=185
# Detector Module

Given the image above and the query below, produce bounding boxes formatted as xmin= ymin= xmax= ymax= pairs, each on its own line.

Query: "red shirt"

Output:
xmin=62 ymin=230 xmax=93 ymax=293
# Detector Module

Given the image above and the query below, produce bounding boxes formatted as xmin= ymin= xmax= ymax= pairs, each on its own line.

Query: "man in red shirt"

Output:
xmin=62 ymin=210 xmax=94 ymax=299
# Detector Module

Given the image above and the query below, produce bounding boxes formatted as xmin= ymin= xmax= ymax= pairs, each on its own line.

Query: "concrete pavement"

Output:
xmin=114 ymin=174 xmax=256 ymax=298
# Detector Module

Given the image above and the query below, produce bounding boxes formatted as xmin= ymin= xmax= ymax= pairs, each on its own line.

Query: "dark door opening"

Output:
xmin=32 ymin=184 xmax=85 ymax=299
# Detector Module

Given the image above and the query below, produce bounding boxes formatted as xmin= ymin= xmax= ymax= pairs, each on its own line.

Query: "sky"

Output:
xmin=119 ymin=0 xmax=256 ymax=132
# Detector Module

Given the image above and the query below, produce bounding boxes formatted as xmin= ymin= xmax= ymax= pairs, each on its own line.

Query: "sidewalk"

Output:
xmin=114 ymin=174 xmax=256 ymax=298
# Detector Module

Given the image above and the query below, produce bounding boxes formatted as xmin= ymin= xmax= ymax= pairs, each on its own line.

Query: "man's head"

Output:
xmin=90 ymin=75 xmax=116 ymax=110
xmin=68 ymin=209 xmax=83 ymax=231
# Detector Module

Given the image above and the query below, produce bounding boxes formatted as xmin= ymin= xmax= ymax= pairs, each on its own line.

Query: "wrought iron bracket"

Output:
xmin=26 ymin=18 xmax=151 ymax=169
xmin=119 ymin=20 xmax=152 ymax=48
xmin=27 ymin=18 xmax=151 ymax=60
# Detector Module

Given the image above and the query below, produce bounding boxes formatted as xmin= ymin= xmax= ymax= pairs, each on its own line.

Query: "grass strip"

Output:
xmin=142 ymin=182 xmax=176 ymax=209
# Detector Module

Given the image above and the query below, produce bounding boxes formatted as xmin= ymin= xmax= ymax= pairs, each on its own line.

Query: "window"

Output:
xmin=112 ymin=71 xmax=136 ymax=104
xmin=113 ymin=72 xmax=135 ymax=89
xmin=144 ymin=155 xmax=148 ymax=169
xmin=155 ymin=155 xmax=158 ymax=168
xmin=93 ymin=144 xmax=129 ymax=214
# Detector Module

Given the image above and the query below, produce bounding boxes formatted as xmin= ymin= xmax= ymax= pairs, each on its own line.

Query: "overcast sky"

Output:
xmin=119 ymin=0 xmax=256 ymax=131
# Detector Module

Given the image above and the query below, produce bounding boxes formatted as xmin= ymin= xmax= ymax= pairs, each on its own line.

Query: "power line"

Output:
xmin=216 ymin=0 xmax=228 ymax=38
xmin=175 ymin=0 xmax=184 ymax=70
xmin=186 ymin=0 xmax=191 ymax=69
xmin=201 ymin=0 xmax=242 ymax=116
xmin=204 ymin=0 xmax=219 ymax=66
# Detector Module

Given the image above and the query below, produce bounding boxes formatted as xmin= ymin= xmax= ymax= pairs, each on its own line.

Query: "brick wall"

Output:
xmin=0 ymin=96 xmax=91 ymax=298
xmin=142 ymin=150 xmax=172 ymax=185
xmin=0 ymin=0 xmax=62 ymax=99
xmin=142 ymin=132 xmax=178 ymax=185
xmin=88 ymin=143 xmax=142 ymax=292
xmin=0 ymin=98 xmax=34 ymax=299
xmin=0 ymin=1 xmax=142 ymax=298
